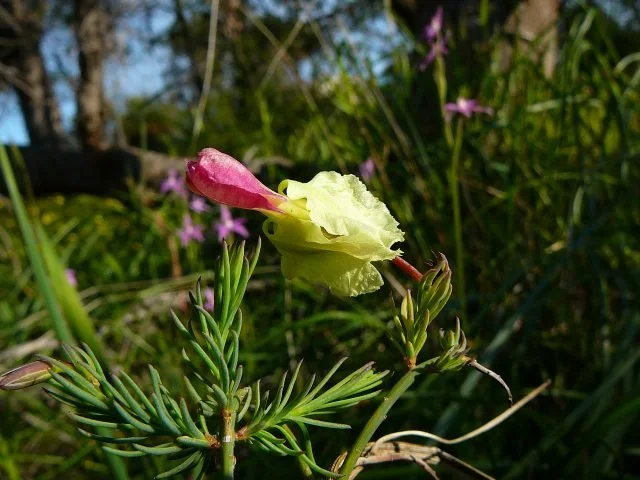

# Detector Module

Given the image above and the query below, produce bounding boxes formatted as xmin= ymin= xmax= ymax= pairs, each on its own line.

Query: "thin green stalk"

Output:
xmin=0 ymin=145 xmax=72 ymax=342
xmin=220 ymin=408 xmax=237 ymax=480
xmin=101 ymin=442 xmax=129 ymax=480
xmin=339 ymin=369 xmax=420 ymax=477
xmin=0 ymin=436 xmax=21 ymax=480
xmin=449 ymin=120 xmax=466 ymax=318
xmin=434 ymin=52 xmax=453 ymax=147
xmin=284 ymin=425 xmax=314 ymax=479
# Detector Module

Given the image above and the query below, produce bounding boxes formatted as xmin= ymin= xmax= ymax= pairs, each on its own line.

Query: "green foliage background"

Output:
xmin=1 ymin=3 xmax=639 ymax=479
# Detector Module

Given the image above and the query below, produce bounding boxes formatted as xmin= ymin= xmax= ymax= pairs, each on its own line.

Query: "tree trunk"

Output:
xmin=391 ymin=0 xmax=559 ymax=77
xmin=0 ymin=0 xmax=65 ymax=147
xmin=504 ymin=0 xmax=560 ymax=77
xmin=74 ymin=0 xmax=108 ymax=150
xmin=13 ymin=37 xmax=65 ymax=146
xmin=172 ymin=0 xmax=206 ymax=93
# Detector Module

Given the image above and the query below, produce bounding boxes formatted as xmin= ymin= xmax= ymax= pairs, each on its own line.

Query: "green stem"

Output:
xmin=284 ymin=425 xmax=314 ymax=479
xmin=434 ymin=53 xmax=453 ymax=147
xmin=449 ymin=120 xmax=466 ymax=318
xmin=339 ymin=369 xmax=420 ymax=477
xmin=99 ymin=433 xmax=129 ymax=480
xmin=220 ymin=408 xmax=237 ymax=480
xmin=0 ymin=146 xmax=73 ymax=343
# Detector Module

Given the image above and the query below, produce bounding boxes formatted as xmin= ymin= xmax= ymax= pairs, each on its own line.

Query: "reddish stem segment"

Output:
xmin=392 ymin=257 xmax=424 ymax=282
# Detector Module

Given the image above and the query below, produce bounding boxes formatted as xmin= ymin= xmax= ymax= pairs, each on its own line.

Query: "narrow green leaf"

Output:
xmin=202 ymin=334 xmax=229 ymax=391
xmin=0 ymin=146 xmax=72 ymax=341
xmin=273 ymin=371 xmax=288 ymax=411
xmin=176 ymin=436 xmax=210 ymax=449
xmin=179 ymin=398 xmax=203 ymax=439
xmin=237 ymin=387 xmax=253 ymax=422
xmin=210 ymin=383 xmax=228 ymax=407
xmin=230 ymin=365 xmax=243 ymax=397
xmin=220 ymin=243 xmax=232 ymax=331
xmin=69 ymin=413 xmax=122 ymax=430
xmin=110 ymin=374 xmax=152 ymax=423
xmin=230 ymin=241 xmax=245 ymax=293
xmin=133 ymin=444 xmax=183 ymax=456
xmin=319 ymin=390 xmax=382 ymax=410
xmin=149 ymin=367 xmax=182 ymax=436
xmin=37 ymin=223 xmax=105 ymax=362
xmin=300 ymin=455 xmax=342 ymax=478
xmin=77 ymin=429 xmax=147 ymax=444
xmin=43 ymin=387 xmax=83 ymax=408
xmin=49 ymin=370 xmax=109 ymax=411
xmin=113 ymin=402 xmax=156 ymax=434
xmin=252 ymin=380 xmax=261 ymax=414
xmin=119 ymin=371 xmax=158 ymax=417
xmin=194 ymin=306 xmax=223 ymax=346
xmin=227 ymin=330 xmax=239 ymax=373
xmin=287 ymin=415 xmax=351 ymax=429
xmin=40 ymin=357 xmax=104 ymax=400
xmin=155 ymin=452 xmax=203 ymax=479
xmin=188 ymin=340 xmax=221 ymax=379
xmin=304 ymin=358 xmax=348 ymax=402
xmin=183 ymin=376 xmax=202 ymax=404
xmin=299 ymin=373 xmax=316 ymax=400
xmin=248 ymin=237 xmax=262 ymax=277
xmin=170 ymin=309 xmax=190 ymax=336
xmin=102 ymin=447 xmax=146 ymax=458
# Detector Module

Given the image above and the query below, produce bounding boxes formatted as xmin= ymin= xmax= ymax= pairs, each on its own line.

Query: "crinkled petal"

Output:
xmin=280 ymin=249 xmax=384 ymax=297
xmin=279 ymin=172 xmax=403 ymax=261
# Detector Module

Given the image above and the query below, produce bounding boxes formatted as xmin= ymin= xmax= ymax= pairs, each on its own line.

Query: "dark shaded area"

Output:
xmin=0 ymin=146 xmax=186 ymax=195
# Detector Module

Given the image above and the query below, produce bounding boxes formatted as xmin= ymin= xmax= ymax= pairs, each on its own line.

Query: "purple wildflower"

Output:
xmin=160 ymin=168 xmax=188 ymax=198
xmin=444 ymin=97 xmax=493 ymax=119
xmin=214 ymin=206 xmax=249 ymax=243
xmin=423 ymin=6 xmax=444 ymax=43
xmin=204 ymin=287 xmax=215 ymax=311
xmin=65 ymin=269 xmax=77 ymax=288
xmin=177 ymin=215 xmax=205 ymax=247
xmin=359 ymin=158 xmax=376 ymax=183
xmin=420 ymin=37 xmax=449 ymax=70
xmin=189 ymin=196 xmax=210 ymax=213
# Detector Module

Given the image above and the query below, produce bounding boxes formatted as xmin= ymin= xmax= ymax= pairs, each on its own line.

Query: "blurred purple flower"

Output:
xmin=177 ymin=215 xmax=205 ymax=247
xmin=204 ymin=287 xmax=215 ymax=311
xmin=444 ymin=97 xmax=493 ymax=119
xmin=65 ymin=269 xmax=77 ymax=288
xmin=160 ymin=168 xmax=188 ymax=198
xmin=359 ymin=158 xmax=376 ymax=183
xmin=189 ymin=196 xmax=210 ymax=213
xmin=420 ymin=38 xmax=448 ymax=70
xmin=214 ymin=206 xmax=249 ymax=243
xmin=423 ymin=6 xmax=444 ymax=43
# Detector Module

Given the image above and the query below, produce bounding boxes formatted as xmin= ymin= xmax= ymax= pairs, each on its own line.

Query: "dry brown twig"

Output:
xmin=332 ymin=441 xmax=494 ymax=480
xmin=333 ymin=380 xmax=551 ymax=479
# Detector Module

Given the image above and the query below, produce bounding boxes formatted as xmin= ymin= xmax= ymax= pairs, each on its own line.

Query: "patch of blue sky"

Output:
xmin=0 ymin=6 xmax=175 ymax=146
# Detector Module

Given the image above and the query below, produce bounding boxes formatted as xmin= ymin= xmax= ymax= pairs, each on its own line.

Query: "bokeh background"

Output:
xmin=1 ymin=0 xmax=639 ymax=478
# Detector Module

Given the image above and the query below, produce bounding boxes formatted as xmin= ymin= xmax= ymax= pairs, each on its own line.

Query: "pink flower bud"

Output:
xmin=186 ymin=149 xmax=285 ymax=212
xmin=0 ymin=360 xmax=52 ymax=390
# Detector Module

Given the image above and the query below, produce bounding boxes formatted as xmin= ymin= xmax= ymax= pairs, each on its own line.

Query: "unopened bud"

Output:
xmin=417 ymin=254 xmax=452 ymax=323
xmin=0 ymin=360 xmax=52 ymax=391
xmin=439 ymin=318 xmax=466 ymax=350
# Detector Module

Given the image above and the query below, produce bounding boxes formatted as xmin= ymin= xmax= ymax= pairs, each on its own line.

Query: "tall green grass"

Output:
xmin=0 ymin=146 xmax=129 ymax=479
